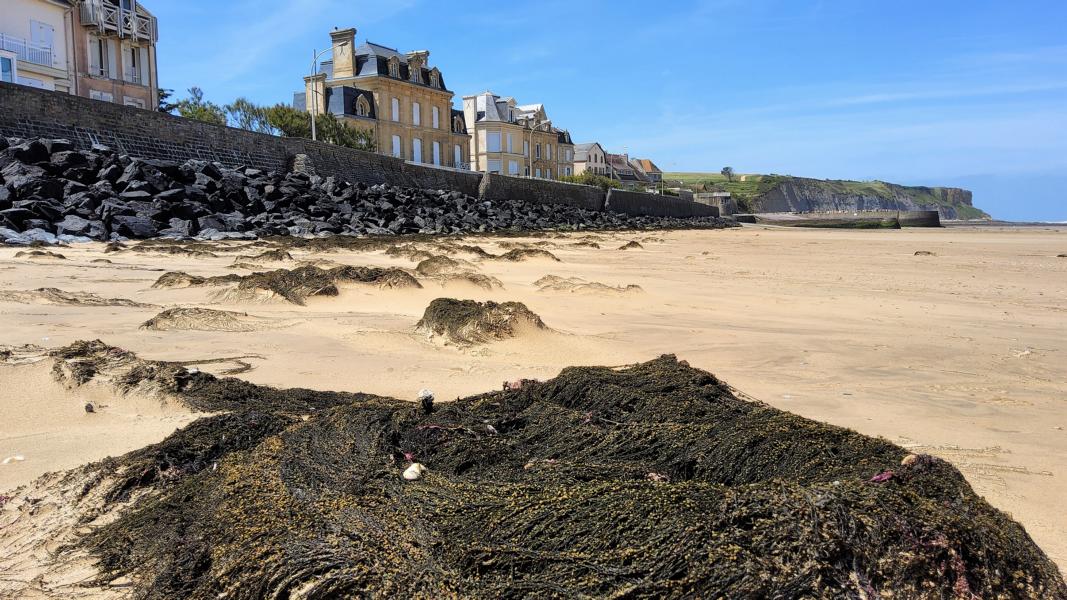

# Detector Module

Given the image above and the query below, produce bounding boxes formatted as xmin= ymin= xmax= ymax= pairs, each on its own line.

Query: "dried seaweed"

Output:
xmin=75 ymin=354 xmax=1064 ymax=599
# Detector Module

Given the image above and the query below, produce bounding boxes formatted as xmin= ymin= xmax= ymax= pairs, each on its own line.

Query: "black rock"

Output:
xmin=112 ymin=215 xmax=159 ymax=238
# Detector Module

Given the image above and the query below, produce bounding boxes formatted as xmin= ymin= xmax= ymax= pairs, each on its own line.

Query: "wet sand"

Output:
xmin=0 ymin=224 xmax=1064 ymax=569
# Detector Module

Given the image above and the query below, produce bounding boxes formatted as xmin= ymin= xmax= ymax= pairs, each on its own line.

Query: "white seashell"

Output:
xmin=402 ymin=463 xmax=425 ymax=481
xmin=2 ymin=455 xmax=26 ymax=465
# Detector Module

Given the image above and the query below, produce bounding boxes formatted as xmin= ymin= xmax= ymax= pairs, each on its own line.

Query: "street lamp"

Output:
xmin=309 ymin=42 xmax=347 ymax=142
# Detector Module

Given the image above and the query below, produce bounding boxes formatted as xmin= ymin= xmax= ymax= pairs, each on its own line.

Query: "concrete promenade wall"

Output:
xmin=0 ymin=83 xmax=720 ymax=220
xmin=479 ymin=173 xmax=605 ymax=211
xmin=605 ymin=189 xmax=720 ymax=218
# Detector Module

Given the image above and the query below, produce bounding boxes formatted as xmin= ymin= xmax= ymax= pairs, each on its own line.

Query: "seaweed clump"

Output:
xmin=140 ymin=308 xmax=262 ymax=332
xmin=416 ymin=298 xmax=547 ymax=345
xmin=494 ymin=248 xmax=560 ymax=262
xmin=74 ymin=355 xmax=1065 ymax=599
xmin=151 ymin=271 xmax=241 ymax=289
xmin=232 ymin=265 xmax=421 ymax=304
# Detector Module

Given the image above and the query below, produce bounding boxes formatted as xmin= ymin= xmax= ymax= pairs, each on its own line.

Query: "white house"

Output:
xmin=0 ymin=0 xmax=73 ymax=92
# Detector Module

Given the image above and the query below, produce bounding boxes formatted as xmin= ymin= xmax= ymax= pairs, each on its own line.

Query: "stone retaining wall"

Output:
xmin=605 ymin=189 xmax=720 ymax=218
xmin=478 ymin=173 xmax=604 ymax=211
xmin=1 ymin=83 xmax=718 ymax=220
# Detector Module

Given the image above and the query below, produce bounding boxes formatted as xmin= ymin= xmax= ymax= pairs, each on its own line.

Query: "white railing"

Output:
xmin=80 ymin=0 xmax=158 ymax=42
xmin=0 ymin=33 xmax=54 ymax=68
xmin=124 ymin=68 xmax=141 ymax=84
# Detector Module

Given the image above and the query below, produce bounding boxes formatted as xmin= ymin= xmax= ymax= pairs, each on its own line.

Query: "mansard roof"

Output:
xmin=320 ymin=41 xmax=450 ymax=91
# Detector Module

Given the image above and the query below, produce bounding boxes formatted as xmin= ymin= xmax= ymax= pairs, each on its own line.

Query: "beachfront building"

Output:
xmin=296 ymin=27 xmax=471 ymax=169
xmin=0 ymin=0 xmax=159 ymax=108
xmin=633 ymin=158 xmax=663 ymax=184
xmin=462 ymin=90 xmax=574 ymax=180
xmin=574 ymin=142 xmax=608 ymax=176
xmin=72 ymin=0 xmax=159 ymax=108
xmin=0 ymin=0 xmax=74 ymax=92
xmin=606 ymin=152 xmax=649 ymax=186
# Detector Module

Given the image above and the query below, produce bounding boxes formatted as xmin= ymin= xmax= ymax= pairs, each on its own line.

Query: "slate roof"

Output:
xmin=634 ymin=159 xmax=662 ymax=174
xmin=320 ymin=41 xmax=449 ymax=92
xmin=573 ymin=143 xmax=596 ymax=162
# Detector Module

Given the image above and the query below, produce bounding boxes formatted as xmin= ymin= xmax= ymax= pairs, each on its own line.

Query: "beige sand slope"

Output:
xmin=0 ymin=225 xmax=1064 ymax=572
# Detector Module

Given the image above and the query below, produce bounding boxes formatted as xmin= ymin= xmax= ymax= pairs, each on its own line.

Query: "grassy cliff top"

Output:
xmin=664 ymin=172 xmax=988 ymax=219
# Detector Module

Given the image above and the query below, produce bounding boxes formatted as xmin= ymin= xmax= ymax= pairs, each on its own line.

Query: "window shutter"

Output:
xmin=139 ymin=46 xmax=150 ymax=86
xmin=88 ymin=38 xmax=101 ymax=75
xmin=106 ymin=39 xmax=118 ymax=79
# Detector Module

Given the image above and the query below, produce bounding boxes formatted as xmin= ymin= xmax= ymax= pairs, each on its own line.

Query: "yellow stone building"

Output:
xmin=461 ymin=91 xmax=575 ymax=180
xmin=298 ymin=28 xmax=470 ymax=169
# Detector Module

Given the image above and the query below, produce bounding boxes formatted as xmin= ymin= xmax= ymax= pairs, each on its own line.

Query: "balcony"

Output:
xmin=80 ymin=0 xmax=158 ymax=43
xmin=0 ymin=33 xmax=55 ymax=68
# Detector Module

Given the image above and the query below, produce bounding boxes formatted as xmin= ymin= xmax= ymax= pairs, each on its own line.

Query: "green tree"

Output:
xmin=174 ymin=87 xmax=226 ymax=126
xmin=225 ymin=97 xmax=275 ymax=134
xmin=721 ymin=166 xmax=735 ymax=182
xmin=264 ymin=104 xmax=375 ymax=152
xmin=157 ymin=88 xmax=177 ymax=113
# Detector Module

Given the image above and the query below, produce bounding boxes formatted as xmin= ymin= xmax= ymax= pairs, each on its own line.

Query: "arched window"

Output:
xmin=388 ymin=57 xmax=400 ymax=78
xmin=355 ymin=96 xmax=370 ymax=117
xmin=453 ymin=116 xmax=464 ymax=133
xmin=429 ymin=69 xmax=441 ymax=89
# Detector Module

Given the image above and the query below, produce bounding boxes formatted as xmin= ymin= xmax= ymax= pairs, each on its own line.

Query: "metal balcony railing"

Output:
xmin=80 ymin=0 xmax=159 ymax=42
xmin=0 ymin=33 xmax=54 ymax=68
xmin=124 ymin=68 xmax=141 ymax=84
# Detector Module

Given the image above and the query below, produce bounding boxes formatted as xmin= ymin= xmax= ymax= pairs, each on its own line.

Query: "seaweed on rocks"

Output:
xmin=70 ymin=354 xmax=1065 ymax=599
xmin=416 ymin=298 xmax=547 ymax=345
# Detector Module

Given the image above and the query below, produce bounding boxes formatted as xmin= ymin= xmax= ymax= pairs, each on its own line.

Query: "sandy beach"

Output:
xmin=1 ymin=224 xmax=1065 ymax=571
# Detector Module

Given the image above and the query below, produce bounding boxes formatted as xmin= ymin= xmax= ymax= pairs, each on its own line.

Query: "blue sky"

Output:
xmin=153 ymin=0 xmax=1067 ymax=221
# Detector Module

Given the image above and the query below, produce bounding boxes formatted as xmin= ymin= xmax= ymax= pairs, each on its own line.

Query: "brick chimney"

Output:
xmin=330 ymin=27 xmax=357 ymax=79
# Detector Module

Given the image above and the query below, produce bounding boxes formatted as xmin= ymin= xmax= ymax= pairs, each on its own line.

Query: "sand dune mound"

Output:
xmin=14 ymin=250 xmax=66 ymax=260
xmin=618 ymin=241 xmax=644 ymax=250
xmin=416 ymin=255 xmax=474 ymax=276
xmin=140 ymin=308 xmax=268 ymax=332
xmin=493 ymin=248 xmax=560 ymax=262
xmin=151 ymin=271 xmax=242 ymax=289
xmin=416 ymin=298 xmax=547 ymax=345
xmin=535 ymin=275 xmax=643 ymax=295
xmin=570 ymin=241 xmax=601 ymax=249
xmin=5 ymin=350 xmax=1058 ymax=599
xmin=0 ymin=287 xmax=157 ymax=307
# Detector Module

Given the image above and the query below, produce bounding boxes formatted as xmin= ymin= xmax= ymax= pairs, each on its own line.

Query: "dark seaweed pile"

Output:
xmin=67 ymin=348 xmax=1064 ymax=599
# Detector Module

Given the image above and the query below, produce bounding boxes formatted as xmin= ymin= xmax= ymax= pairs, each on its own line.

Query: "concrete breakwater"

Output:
xmin=736 ymin=210 xmax=941 ymax=228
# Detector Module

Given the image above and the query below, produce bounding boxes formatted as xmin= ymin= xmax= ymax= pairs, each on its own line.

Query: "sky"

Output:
xmin=152 ymin=0 xmax=1067 ymax=221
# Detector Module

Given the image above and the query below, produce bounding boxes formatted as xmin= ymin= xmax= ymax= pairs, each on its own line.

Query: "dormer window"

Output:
xmin=388 ymin=57 xmax=400 ymax=78
xmin=411 ymin=68 xmax=422 ymax=84
xmin=355 ymin=96 xmax=370 ymax=117
xmin=429 ymin=69 xmax=441 ymax=89
xmin=453 ymin=116 xmax=464 ymax=133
